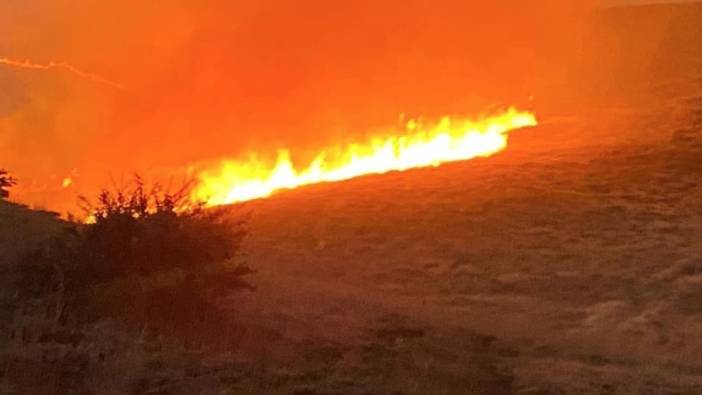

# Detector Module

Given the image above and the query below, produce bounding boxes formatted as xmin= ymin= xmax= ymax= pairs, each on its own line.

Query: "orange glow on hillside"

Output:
xmin=194 ymin=108 xmax=537 ymax=206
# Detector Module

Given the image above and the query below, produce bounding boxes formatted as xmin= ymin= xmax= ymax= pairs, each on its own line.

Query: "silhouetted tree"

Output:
xmin=0 ymin=169 xmax=16 ymax=199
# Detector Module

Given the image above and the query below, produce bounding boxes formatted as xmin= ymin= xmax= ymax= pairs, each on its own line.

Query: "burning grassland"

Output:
xmin=193 ymin=108 xmax=537 ymax=206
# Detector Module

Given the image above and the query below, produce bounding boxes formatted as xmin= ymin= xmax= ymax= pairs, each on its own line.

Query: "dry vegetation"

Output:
xmin=0 ymin=169 xmax=16 ymax=199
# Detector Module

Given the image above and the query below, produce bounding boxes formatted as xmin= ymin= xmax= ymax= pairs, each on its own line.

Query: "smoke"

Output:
xmin=0 ymin=0 xmax=699 ymax=212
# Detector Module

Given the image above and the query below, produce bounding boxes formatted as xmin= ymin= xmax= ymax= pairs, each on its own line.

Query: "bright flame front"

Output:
xmin=194 ymin=108 xmax=537 ymax=206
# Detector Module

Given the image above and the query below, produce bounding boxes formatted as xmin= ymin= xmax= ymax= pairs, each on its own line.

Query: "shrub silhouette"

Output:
xmin=0 ymin=168 xmax=16 ymax=199
xmin=18 ymin=176 xmax=252 ymax=338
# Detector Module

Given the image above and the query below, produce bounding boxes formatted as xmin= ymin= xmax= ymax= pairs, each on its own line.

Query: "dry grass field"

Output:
xmin=229 ymin=83 xmax=702 ymax=394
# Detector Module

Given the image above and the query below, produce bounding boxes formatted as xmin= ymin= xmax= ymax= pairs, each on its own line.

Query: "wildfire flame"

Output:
xmin=0 ymin=57 xmax=123 ymax=90
xmin=194 ymin=108 xmax=537 ymax=206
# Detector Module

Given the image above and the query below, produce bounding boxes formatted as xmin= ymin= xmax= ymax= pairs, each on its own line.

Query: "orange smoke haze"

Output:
xmin=0 ymin=1 xmax=699 ymax=213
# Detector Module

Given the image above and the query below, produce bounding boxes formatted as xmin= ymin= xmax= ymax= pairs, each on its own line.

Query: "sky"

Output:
xmin=0 ymin=0 xmax=699 ymax=212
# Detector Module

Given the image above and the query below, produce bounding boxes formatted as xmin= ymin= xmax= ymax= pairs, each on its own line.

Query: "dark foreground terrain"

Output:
xmin=3 ymin=4 xmax=702 ymax=394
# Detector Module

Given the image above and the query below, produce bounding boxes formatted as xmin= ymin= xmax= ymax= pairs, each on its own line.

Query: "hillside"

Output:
xmin=232 ymin=82 xmax=702 ymax=394
xmin=2 ymin=84 xmax=701 ymax=395
xmin=1 ymin=81 xmax=693 ymax=394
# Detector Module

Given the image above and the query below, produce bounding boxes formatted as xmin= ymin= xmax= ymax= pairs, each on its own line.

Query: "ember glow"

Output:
xmin=194 ymin=108 xmax=537 ymax=206
xmin=0 ymin=57 xmax=123 ymax=89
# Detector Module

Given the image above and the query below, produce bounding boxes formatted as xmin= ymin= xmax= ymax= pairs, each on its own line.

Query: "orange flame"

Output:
xmin=194 ymin=108 xmax=537 ymax=206
xmin=0 ymin=57 xmax=123 ymax=89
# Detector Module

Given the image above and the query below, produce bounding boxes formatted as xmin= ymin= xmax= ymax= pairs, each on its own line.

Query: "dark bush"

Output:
xmin=0 ymin=168 xmax=16 ymax=199
xmin=17 ymin=176 xmax=252 ymax=336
